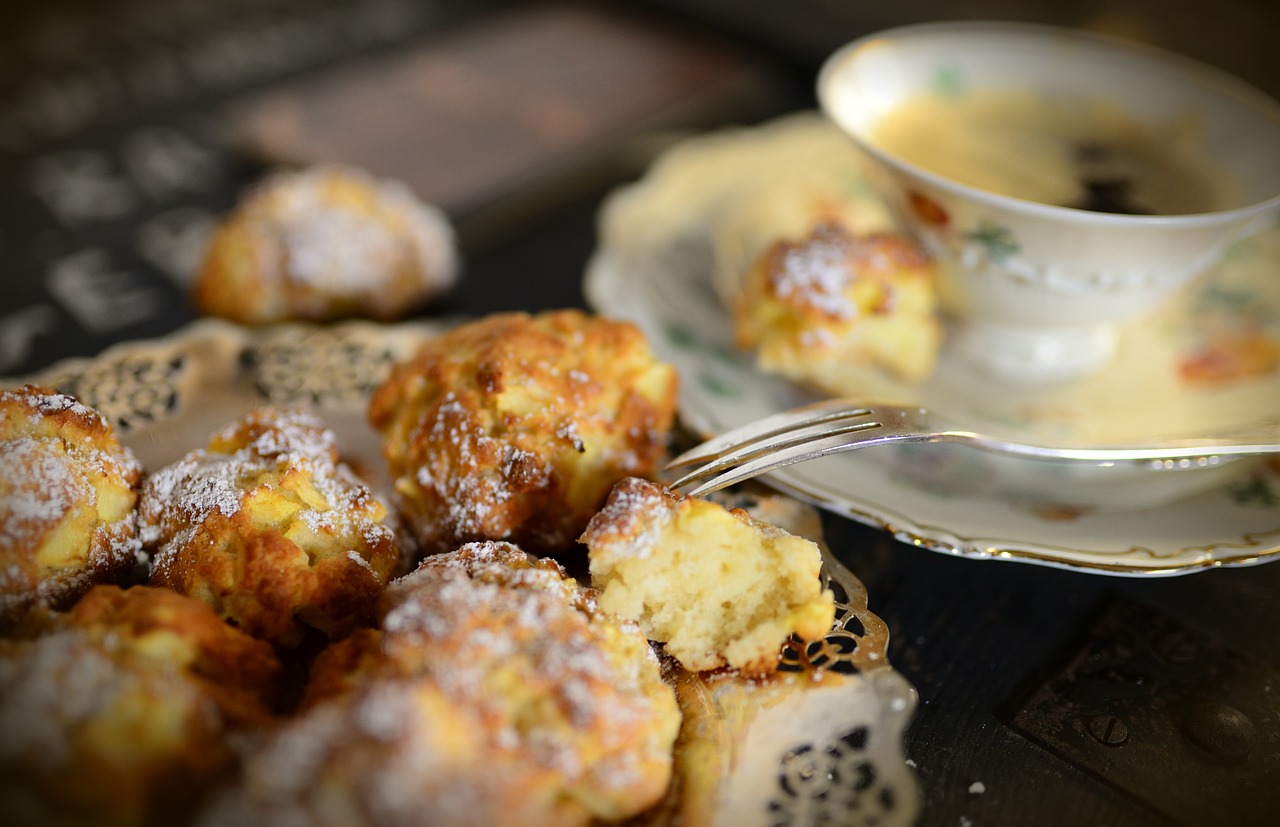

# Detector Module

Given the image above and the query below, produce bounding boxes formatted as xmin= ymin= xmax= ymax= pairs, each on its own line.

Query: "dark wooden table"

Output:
xmin=3 ymin=1 xmax=1278 ymax=824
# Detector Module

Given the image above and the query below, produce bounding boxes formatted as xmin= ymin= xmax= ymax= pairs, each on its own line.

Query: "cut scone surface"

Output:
xmin=582 ymin=477 xmax=835 ymax=675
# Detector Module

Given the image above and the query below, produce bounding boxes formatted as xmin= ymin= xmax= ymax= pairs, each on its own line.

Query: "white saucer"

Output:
xmin=584 ymin=114 xmax=1280 ymax=575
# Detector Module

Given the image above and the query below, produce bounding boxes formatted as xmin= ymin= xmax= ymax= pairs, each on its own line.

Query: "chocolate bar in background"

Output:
xmin=220 ymin=2 xmax=791 ymax=248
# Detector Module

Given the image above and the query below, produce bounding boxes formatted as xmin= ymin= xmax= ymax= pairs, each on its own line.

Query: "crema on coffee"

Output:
xmin=871 ymin=89 xmax=1231 ymax=215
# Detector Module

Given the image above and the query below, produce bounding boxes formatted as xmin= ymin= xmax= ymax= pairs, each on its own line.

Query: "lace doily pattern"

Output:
xmin=771 ymin=725 xmax=899 ymax=827
xmin=779 ymin=552 xmax=892 ymax=676
xmin=45 ymin=353 xmax=186 ymax=433
xmin=246 ymin=328 xmax=400 ymax=407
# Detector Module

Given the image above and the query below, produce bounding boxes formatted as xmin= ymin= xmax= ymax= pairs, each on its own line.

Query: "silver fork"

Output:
xmin=667 ymin=399 xmax=1280 ymax=497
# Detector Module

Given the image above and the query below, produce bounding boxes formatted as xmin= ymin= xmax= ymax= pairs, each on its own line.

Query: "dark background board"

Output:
xmin=2 ymin=2 xmax=1279 ymax=825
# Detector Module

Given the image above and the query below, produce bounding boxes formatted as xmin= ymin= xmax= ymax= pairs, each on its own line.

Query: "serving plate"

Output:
xmin=584 ymin=113 xmax=1280 ymax=575
xmin=5 ymin=317 xmax=920 ymax=827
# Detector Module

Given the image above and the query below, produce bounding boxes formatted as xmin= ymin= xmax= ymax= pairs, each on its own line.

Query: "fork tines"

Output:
xmin=667 ymin=403 xmax=882 ymax=496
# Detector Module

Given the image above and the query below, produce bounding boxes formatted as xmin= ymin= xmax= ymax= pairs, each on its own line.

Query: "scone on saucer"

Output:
xmin=735 ymin=222 xmax=941 ymax=387
xmin=706 ymin=126 xmax=942 ymax=389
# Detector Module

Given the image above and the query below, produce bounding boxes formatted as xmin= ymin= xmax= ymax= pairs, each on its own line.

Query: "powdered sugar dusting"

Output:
xmin=376 ymin=543 xmax=674 ymax=805
xmin=2 ymin=387 xmax=142 ymax=609
xmin=0 ymin=627 xmax=199 ymax=772
xmin=411 ymin=393 xmax=534 ymax=542
xmin=198 ymin=681 xmax=494 ymax=827
xmin=345 ymin=550 xmax=373 ymax=574
xmin=0 ymin=386 xmax=106 ymax=430
xmin=140 ymin=407 xmax=393 ymax=582
xmin=0 ymin=439 xmax=84 ymax=552
xmin=371 ymin=310 xmax=676 ymax=555
xmin=250 ymin=166 xmax=458 ymax=302
xmin=580 ymin=478 xmax=677 ymax=562
xmin=279 ymin=200 xmax=403 ymax=293
xmin=771 ymin=225 xmax=858 ymax=319
xmin=201 ymin=542 xmax=676 ymax=826
xmin=0 ymin=631 xmax=122 ymax=770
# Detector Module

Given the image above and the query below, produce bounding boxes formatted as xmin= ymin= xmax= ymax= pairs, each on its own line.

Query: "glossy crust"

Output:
xmin=368 ymin=310 xmax=678 ymax=555
xmin=139 ymin=407 xmax=401 ymax=646
xmin=204 ymin=542 xmax=681 ymax=827
xmin=192 ymin=165 xmax=458 ymax=324
xmin=582 ymin=477 xmax=835 ymax=675
xmin=0 ymin=585 xmax=281 ymax=827
xmin=0 ymin=385 xmax=142 ymax=624
xmin=735 ymin=223 xmax=941 ymax=384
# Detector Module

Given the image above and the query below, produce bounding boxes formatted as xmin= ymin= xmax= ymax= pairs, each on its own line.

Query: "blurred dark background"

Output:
xmin=1 ymin=0 xmax=1276 ymax=377
xmin=637 ymin=0 xmax=1279 ymax=97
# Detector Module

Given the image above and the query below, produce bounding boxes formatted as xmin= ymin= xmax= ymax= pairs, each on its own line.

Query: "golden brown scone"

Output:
xmin=582 ymin=477 xmax=835 ymax=675
xmin=0 ymin=385 xmax=142 ymax=624
xmin=0 ymin=585 xmax=281 ymax=827
xmin=368 ymin=310 xmax=678 ymax=555
xmin=734 ymin=223 xmax=941 ymax=385
xmin=200 ymin=680 xmax=521 ymax=827
xmin=139 ymin=407 xmax=401 ymax=646
xmin=192 ymin=165 xmax=458 ymax=324
xmin=230 ymin=541 xmax=681 ymax=827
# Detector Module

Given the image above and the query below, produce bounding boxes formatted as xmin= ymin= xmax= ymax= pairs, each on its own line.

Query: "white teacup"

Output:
xmin=818 ymin=21 xmax=1280 ymax=383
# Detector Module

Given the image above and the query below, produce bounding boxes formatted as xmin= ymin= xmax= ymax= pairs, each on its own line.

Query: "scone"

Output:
xmin=0 ymin=585 xmax=281 ymax=827
xmin=702 ymin=116 xmax=941 ymax=389
xmin=0 ymin=385 xmax=142 ymax=624
xmin=205 ymin=541 xmax=681 ymax=827
xmin=368 ymin=310 xmax=678 ymax=554
xmin=139 ymin=407 xmax=401 ymax=645
xmin=735 ymin=222 xmax=941 ymax=386
xmin=581 ymin=477 xmax=835 ymax=675
xmin=709 ymin=154 xmax=898 ymax=308
xmin=193 ymin=164 xmax=458 ymax=324
xmin=200 ymin=680 xmax=517 ymax=827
